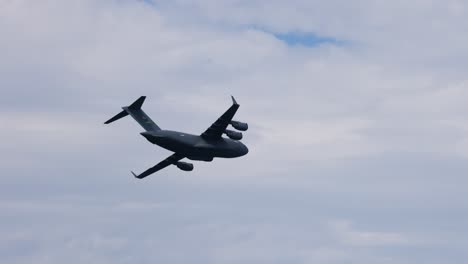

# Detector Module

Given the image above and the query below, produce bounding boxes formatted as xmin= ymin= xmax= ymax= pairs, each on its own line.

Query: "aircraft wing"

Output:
xmin=201 ymin=96 xmax=240 ymax=140
xmin=131 ymin=153 xmax=184 ymax=179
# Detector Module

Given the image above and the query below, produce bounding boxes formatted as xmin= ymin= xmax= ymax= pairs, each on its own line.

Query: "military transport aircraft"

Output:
xmin=104 ymin=96 xmax=249 ymax=179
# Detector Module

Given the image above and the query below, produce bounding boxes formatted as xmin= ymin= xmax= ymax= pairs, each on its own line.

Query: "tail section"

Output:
xmin=128 ymin=96 xmax=145 ymax=109
xmin=104 ymin=110 xmax=128 ymax=124
xmin=104 ymin=96 xmax=161 ymax=131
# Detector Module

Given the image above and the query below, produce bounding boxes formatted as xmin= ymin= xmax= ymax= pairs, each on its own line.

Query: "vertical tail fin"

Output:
xmin=104 ymin=96 xmax=161 ymax=131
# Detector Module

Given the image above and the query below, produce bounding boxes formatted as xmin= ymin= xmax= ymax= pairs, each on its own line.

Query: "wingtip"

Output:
xmin=104 ymin=119 xmax=113 ymax=125
xmin=131 ymin=171 xmax=140 ymax=178
xmin=231 ymin=95 xmax=238 ymax=105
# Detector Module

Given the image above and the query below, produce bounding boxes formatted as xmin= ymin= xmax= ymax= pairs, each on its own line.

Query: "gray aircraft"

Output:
xmin=104 ymin=96 xmax=249 ymax=179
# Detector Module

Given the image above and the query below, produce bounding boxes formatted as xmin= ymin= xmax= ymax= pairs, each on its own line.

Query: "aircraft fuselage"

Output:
xmin=140 ymin=130 xmax=249 ymax=161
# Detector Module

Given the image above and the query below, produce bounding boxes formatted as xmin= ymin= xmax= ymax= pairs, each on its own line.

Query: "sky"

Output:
xmin=1 ymin=0 xmax=468 ymax=263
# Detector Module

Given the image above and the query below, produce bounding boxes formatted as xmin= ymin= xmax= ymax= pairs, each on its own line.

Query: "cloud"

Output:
xmin=330 ymin=220 xmax=410 ymax=247
xmin=1 ymin=0 xmax=468 ymax=263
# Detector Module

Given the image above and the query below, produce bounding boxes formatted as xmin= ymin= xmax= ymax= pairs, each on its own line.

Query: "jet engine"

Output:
xmin=224 ymin=129 xmax=243 ymax=140
xmin=230 ymin=120 xmax=248 ymax=131
xmin=176 ymin=161 xmax=194 ymax=171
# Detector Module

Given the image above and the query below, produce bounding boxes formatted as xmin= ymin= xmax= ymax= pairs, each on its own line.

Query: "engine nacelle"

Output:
xmin=230 ymin=120 xmax=248 ymax=131
xmin=225 ymin=129 xmax=243 ymax=140
xmin=176 ymin=161 xmax=194 ymax=171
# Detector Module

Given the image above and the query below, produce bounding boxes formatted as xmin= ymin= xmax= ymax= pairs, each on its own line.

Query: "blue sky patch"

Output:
xmin=274 ymin=32 xmax=344 ymax=47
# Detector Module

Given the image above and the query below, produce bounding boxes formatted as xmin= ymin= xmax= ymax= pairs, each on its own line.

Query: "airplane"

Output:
xmin=104 ymin=96 xmax=249 ymax=179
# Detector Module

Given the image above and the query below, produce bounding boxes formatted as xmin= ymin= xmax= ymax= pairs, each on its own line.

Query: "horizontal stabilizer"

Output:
xmin=104 ymin=110 xmax=128 ymax=124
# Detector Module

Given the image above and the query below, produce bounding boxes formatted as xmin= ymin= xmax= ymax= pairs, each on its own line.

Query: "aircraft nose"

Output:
xmin=241 ymin=144 xmax=249 ymax=156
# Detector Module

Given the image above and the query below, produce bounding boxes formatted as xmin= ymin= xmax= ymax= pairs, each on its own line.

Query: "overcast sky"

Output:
xmin=1 ymin=0 xmax=468 ymax=263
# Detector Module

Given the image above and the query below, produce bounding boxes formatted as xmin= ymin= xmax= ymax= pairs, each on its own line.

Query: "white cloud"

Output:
xmin=1 ymin=0 xmax=468 ymax=263
xmin=330 ymin=220 xmax=410 ymax=247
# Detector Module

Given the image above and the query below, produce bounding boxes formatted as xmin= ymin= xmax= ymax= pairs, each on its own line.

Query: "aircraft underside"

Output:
xmin=186 ymin=155 xmax=214 ymax=162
